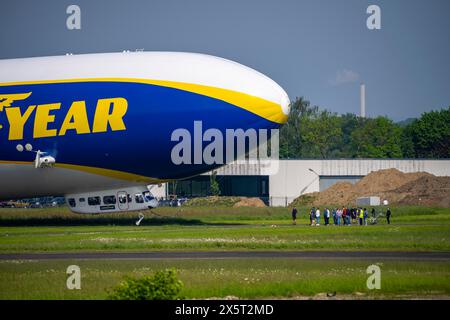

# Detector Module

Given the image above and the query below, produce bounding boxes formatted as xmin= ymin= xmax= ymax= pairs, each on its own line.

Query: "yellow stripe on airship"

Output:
xmin=0 ymin=78 xmax=288 ymax=124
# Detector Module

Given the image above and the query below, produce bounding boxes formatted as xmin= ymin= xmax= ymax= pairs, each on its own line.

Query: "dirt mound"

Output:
xmin=291 ymin=168 xmax=450 ymax=207
xmin=391 ymin=176 xmax=450 ymax=207
xmin=299 ymin=182 xmax=356 ymax=207
xmin=354 ymin=169 xmax=432 ymax=194
xmin=233 ymin=197 xmax=266 ymax=208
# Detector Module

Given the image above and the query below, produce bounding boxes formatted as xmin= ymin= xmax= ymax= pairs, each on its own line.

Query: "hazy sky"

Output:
xmin=1 ymin=0 xmax=449 ymax=120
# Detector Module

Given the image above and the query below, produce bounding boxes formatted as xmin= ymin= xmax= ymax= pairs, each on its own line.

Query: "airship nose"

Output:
xmin=257 ymin=80 xmax=290 ymax=124
xmin=275 ymin=85 xmax=290 ymax=119
xmin=236 ymin=63 xmax=290 ymax=124
xmin=280 ymin=89 xmax=290 ymax=117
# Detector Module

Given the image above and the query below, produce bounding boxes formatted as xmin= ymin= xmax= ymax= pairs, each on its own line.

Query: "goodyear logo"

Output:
xmin=0 ymin=92 xmax=127 ymax=140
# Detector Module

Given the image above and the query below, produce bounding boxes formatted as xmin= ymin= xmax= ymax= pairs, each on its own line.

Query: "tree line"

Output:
xmin=279 ymin=97 xmax=450 ymax=159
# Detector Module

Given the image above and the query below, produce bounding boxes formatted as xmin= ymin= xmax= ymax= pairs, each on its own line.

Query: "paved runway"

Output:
xmin=1 ymin=251 xmax=449 ymax=261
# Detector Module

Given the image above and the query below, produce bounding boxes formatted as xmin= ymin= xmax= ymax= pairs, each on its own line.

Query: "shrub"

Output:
xmin=108 ymin=268 xmax=183 ymax=300
xmin=209 ymin=170 xmax=221 ymax=196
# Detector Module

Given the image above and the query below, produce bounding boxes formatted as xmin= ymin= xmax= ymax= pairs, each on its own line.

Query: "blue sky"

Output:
xmin=1 ymin=0 xmax=449 ymax=120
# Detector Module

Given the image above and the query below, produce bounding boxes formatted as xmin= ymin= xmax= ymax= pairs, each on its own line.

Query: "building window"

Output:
xmin=135 ymin=194 xmax=144 ymax=203
xmin=103 ymin=195 xmax=117 ymax=205
xmin=79 ymin=198 xmax=85 ymax=203
xmin=143 ymin=191 xmax=155 ymax=202
xmin=88 ymin=196 xmax=101 ymax=206
xmin=118 ymin=194 xmax=127 ymax=204
xmin=67 ymin=198 xmax=76 ymax=207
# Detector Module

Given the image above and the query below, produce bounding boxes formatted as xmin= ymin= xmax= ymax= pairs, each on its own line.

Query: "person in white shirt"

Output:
xmin=315 ymin=208 xmax=321 ymax=226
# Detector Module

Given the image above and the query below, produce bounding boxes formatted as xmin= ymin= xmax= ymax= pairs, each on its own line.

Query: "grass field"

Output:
xmin=1 ymin=259 xmax=449 ymax=299
xmin=1 ymin=224 xmax=450 ymax=252
xmin=0 ymin=206 xmax=449 ymax=252
xmin=1 ymin=205 xmax=449 ymax=225
xmin=0 ymin=205 xmax=449 ymax=299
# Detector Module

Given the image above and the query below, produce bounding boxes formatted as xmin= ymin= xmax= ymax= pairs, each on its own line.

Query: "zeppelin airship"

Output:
xmin=0 ymin=52 xmax=290 ymax=213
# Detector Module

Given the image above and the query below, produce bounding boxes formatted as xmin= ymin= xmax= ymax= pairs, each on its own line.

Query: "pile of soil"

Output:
xmin=291 ymin=168 xmax=450 ymax=207
xmin=390 ymin=176 xmax=450 ymax=207
xmin=354 ymin=169 xmax=432 ymax=194
xmin=233 ymin=197 xmax=266 ymax=208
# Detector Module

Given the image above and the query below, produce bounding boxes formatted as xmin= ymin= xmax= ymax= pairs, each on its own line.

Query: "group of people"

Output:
xmin=290 ymin=206 xmax=392 ymax=226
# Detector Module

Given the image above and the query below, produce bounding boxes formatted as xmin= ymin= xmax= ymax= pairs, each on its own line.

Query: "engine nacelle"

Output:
xmin=37 ymin=155 xmax=56 ymax=168
xmin=65 ymin=186 xmax=158 ymax=214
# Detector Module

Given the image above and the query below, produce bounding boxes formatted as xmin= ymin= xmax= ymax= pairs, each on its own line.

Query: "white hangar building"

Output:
xmin=158 ymin=159 xmax=450 ymax=207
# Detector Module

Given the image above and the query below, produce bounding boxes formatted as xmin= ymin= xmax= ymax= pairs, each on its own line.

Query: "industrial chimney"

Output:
xmin=360 ymin=83 xmax=366 ymax=118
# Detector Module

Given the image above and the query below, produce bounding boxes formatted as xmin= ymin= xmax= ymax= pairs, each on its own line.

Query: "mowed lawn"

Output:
xmin=1 ymin=259 xmax=449 ymax=299
xmin=0 ymin=206 xmax=449 ymax=252
xmin=0 ymin=206 xmax=449 ymax=299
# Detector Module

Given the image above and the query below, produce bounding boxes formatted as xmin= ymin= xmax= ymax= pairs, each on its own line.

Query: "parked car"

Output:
xmin=3 ymin=200 xmax=30 ymax=208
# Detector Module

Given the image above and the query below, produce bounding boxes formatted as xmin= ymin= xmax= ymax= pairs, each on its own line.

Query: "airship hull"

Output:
xmin=0 ymin=52 xmax=289 ymax=212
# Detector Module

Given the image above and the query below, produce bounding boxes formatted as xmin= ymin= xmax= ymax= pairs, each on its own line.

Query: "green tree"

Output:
xmin=335 ymin=113 xmax=361 ymax=157
xmin=350 ymin=116 xmax=403 ymax=158
xmin=400 ymin=124 xmax=416 ymax=158
xmin=279 ymin=97 xmax=318 ymax=158
xmin=406 ymin=107 xmax=450 ymax=158
xmin=209 ymin=170 xmax=221 ymax=196
xmin=300 ymin=110 xmax=343 ymax=158
xmin=279 ymin=96 xmax=448 ymax=159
